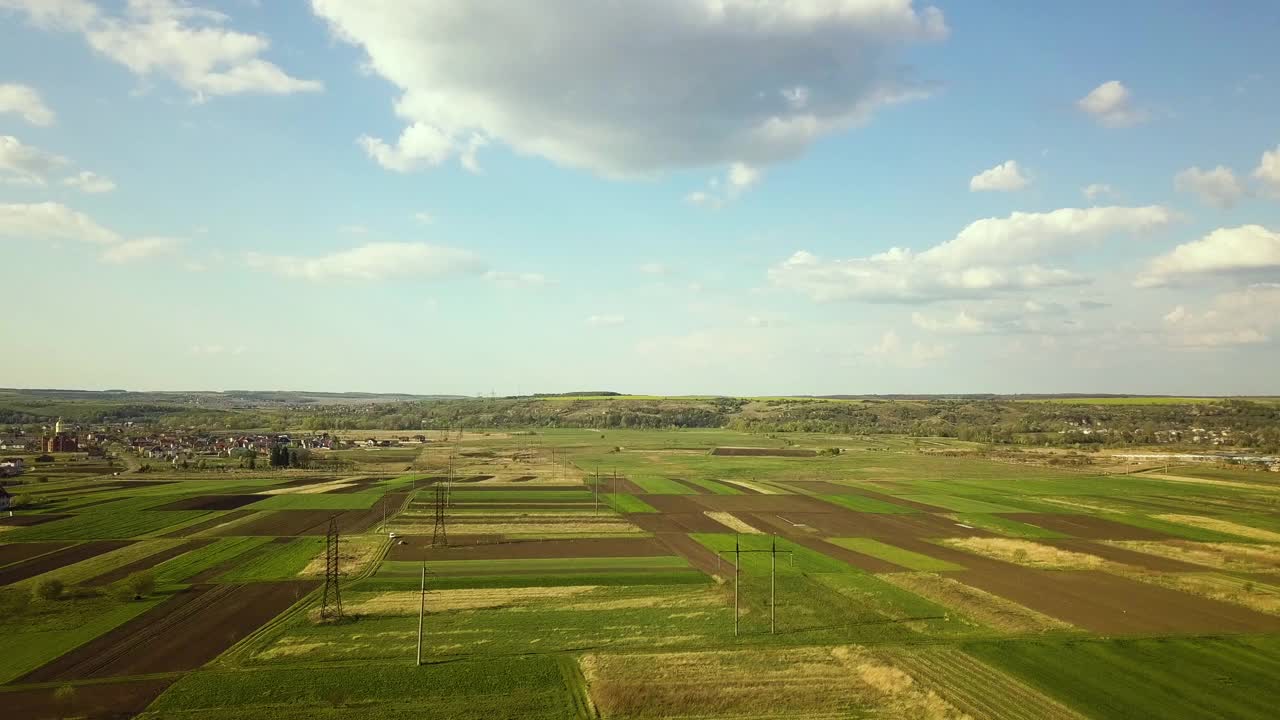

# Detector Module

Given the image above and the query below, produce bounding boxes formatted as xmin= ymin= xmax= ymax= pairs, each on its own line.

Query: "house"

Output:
xmin=0 ymin=436 xmax=33 ymax=451
xmin=0 ymin=458 xmax=24 ymax=478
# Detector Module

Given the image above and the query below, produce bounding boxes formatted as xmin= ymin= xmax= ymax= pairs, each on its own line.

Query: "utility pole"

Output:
xmin=716 ymin=536 xmax=792 ymax=637
xmin=416 ymin=563 xmax=426 ymax=666
xmin=594 ymin=465 xmax=599 ymax=515
xmin=771 ymin=534 xmax=776 ymax=635
xmin=734 ymin=534 xmax=740 ymax=637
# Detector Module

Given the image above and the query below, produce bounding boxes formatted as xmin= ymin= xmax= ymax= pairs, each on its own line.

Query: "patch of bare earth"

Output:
xmin=581 ymin=646 xmax=970 ymax=720
xmin=878 ymin=572 xmax=1072 ymax=634
xmin=942 ymin=538 xmax=1107 ymax=570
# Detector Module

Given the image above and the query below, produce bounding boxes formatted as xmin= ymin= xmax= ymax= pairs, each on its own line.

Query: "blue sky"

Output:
xmin=2 ymin=0 xmax=1278 ymax=396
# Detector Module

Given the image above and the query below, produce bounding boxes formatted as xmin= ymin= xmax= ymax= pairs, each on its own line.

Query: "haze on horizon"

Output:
xmin=2 ymin=1 xmax=1278 ymax=397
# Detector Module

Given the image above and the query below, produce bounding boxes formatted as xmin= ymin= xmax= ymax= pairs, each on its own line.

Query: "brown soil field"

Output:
xmin=386 ymin=536 xmax=670 ymax=561
xmin=670 ymin=478 xmax=712 ymax=494
xmin=745 ymin=510 xmax=994 ymax=539
xmin=0 ymin=541 xmax=133 ymax=586
xmin=0 ymin=514 xmax=72 ymax=527
xmin=22 ymin=580 xmax=318 ymax=681
xmin=654 ymin=532 xmax=724 ymax=577
xmin=786 ymin=480 xmax=862 ymax=494
xmin=954 ymin=566 xmax=1280 ymax=634
xmin=271 ymin=476 xmax=342 ymax=488
xmin=1042 ymin=539 xmax=1203 ymax=571
xmin=5 ymin=677 xmax=177 ymax=720
xmin=710 ymin=447 xmax=817 ymax=457
xmin=841 ymin=488 xmax=948 ymax=512
xmin=0 ymin=541 xmax=71 ymax=566
xmin=1003 ymin=513 xmax=1172 ymax=540
xmin=629 ymin=512 xmax=736 ymax=533
xmin=690 ymin=494 xmax=838 ymax=514
xmin=159 ymin=509 xmax=256 ymax=538
xmin=454 ymin=475 xmax=495 ymax=483
xmin=509 ymin=475 xmax=537 ymax=482
xmin=211 ymin=493 xmax=407 ymax=537
xmin=638 ymin=494 xmax=710 ymax=514
xmin=151 ymin=494 xmax=265 ymax=511
xmin=323 ymin=479 xmax=382 ymax=494
xmin=185 ymin=538 xmax=291 ymax=583
xmin=82 ymin=539 xmax=216 ymax=586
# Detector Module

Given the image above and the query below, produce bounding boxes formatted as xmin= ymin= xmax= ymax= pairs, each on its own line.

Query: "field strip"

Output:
xmin=1152 ymin=515 xmax=1280 ymax=543
xmin=878 ymin=572 xmax=1073 ymax=633
xmin=1140 ymin=472 xmax=1280 ymax=492
xmin=703 ymin=511 xmax=762 ymax=534
xmin=720 ymin=479 xmax=782 ymax=494
xmin=885 ymin=646 xmax=1086 ymax=720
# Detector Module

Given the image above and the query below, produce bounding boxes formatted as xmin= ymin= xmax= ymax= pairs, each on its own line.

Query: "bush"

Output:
xmin=123 ymin=571 xmax=155 ymax=599
xmin=33 ymin=577 xmax=64 ymax=601
xmin=0 ymin=587 xmax=32 ymax=614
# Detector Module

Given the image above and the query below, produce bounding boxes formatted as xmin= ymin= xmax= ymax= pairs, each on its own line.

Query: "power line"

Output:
xmin=715 ymin=534 xmax=792 ymax=636
xmin=321 ymin=516 xmax=343 ymax=620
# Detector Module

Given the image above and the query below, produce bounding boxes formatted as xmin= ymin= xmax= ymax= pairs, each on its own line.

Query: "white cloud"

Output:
xmin=586 ymin=314 xmax=626 ymax=327
xmin=770 ymin=206 xmax=1172 ymax=303
xmin=1159 ymin=284 xmax=1280 ymax=348
xmin=0 ymin=135 xmax=69 ymax=184
xmin=312 ymin=1 xmax=947 ymax=177
xmin=911 ymin=310 xmax=985 ymax=333
xmin=101 ymin=236 xmax=182 ymax=263
xmin=1137 ymin=225 xmax=1280 ymax=287
xmin=2 ymin=0 xmax=321 ymax=99
xmin=969 ymin=160 xmax=1029 ymax=192
xmin=1174 ymin=165 xmax=1244 ymax=209
xmin=483 ymin=271 xmax=550 ymax=289
xmin=1082 ymin=183 xmax=1113 ymax=201
xmin=0 ymin=201 xmax=120 ymax=244
xmin=687 ymin=162 xmax=765 ymax=208
xmin=63 ymin=170 xmax=116 ymax=193
xmin=412 ymin=211 xmax=434 ymax=225
xmin=866 ymin=330 xmax=947 ymax=367
xmin=0 ymin=83 xmax=55 ymax=125
xmin=638 ymin=262 xmax=671 ymax=276
xmin=246 ymin=241 xmax=484 ymax=282
xmin=1254 ymin=144 xmax=1280 ymax=198
xmin=1077 ymin=81 xmax=1146 ymax=127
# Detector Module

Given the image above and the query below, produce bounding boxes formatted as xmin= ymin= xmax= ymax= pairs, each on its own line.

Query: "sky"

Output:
xmin=2 ymin=0 xmax=1279 ymax=396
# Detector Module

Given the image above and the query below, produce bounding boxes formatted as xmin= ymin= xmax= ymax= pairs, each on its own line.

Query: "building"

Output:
xmin=42 ymin=417 xmax=79 ymax=453
xmin=0 ymin=458 xmax=23 ymax=478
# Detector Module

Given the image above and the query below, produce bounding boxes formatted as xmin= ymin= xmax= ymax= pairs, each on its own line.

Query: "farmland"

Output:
xmin=3 ymin=427 xmax=1280 ymax=718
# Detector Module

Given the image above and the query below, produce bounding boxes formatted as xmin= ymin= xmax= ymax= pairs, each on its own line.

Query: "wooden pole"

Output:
xmin=770 ymin=535 xmax=776 ymax=635
xmin=734 ymin=533 xmax=740 ymax=638
xmin=416 ymin=564 xmax=426 ymax=666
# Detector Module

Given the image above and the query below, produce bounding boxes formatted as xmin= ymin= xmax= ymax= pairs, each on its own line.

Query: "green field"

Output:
xmin=829 ymin=538 xmax=964 ymax=571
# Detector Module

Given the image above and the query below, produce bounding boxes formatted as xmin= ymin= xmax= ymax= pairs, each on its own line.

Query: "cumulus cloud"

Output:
xmin=100 ymin=236 xmax=181 ymax=263
xmin=0 ymin=201 xmax=120 ymax=244
xmin=1174 ymin=165 xmax=1244 ymax=209
xmin=1082 ymin=183 xmax=1113 ymax=200
xmin=0 ymin=135 xmax=69 ymax=184
xmin=412 ymin=211 xmax=434 ymax=225
xmin=483 ymin=271 xmax=551 ymax=289
xmin=1 ymin=0 xmax=321 ymax=99
xmin=246 ymin=241 xmax=484 ymax=282
xmin=0 ymin=83 xmax=55 ymax=125
xmin=1137 ymin=225 xmax=1280 ymax=287
xmin=586 ymin=314 xmax=626 ymax=327
xmin=969 ymin=160 xmax=1029 ymax=192
xmin=1077 ymin=81 xmax=1146 ymax=127
xmin=1159 ymin=284 xmax=1280 ymax=348
xmin=63 ymin=170 xmax=116 ymax=193
xmin=1255 ymin=144 xmax=1280 ymax=198
xmin=687 ymin=162 xmax=764 ymax=208
xmin=312 ymin=0 xmax=947 ymax=177
xmin=911 ymin=310 xmax=985 ymax=333
xmin=770 ymin=206 xmax=1173 ymax=303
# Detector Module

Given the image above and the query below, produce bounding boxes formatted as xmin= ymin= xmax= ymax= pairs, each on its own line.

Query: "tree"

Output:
xmin=33 ymin=577 xmax=64 ymax=601
xmin=0 ymin=587 xmax=32 ymax=615
xmin=122 ymin=572 xmax=155 ymax=599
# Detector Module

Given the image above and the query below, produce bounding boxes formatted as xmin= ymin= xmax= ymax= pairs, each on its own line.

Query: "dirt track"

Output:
xmin=1004 ymin=513 xmax=1172 ymax=540
xmin=0 ymin=541 xmax=133 ymax=586
xmin=21 ymin=580 xmax=318 ymax=681
xmin=386 ymin=536 xmax=670 ymax=561
xmin=5 ymin=677 xmax=176 ymax=720
xmin=82 ymin=539 xmax=215 ymax=586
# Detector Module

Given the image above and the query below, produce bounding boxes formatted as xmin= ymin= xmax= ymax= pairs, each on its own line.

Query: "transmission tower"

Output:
xmin=431 ymin=484 xmax=448 ymax=547
xmin=321 ymin=516 xmax=343 ymax=620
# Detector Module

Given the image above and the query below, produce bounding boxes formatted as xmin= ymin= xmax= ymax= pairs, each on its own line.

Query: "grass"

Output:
xmin=690 ymin=533 xmax=854 ymax=574
xmin=816 ymin=494 xmax=919 ymax=514
xmin=217 ymin=538 xmax=326 ymax=582
xmin=153 ymin=537 xmax=275 ymax=585
xmin=377 ymin=556 xmax=689 ymax=577
xmin=0 ymin=593 xmax=164 ymax=683
xmin=4 ymin=511 xmax=211 ymax=541
xmin=248 ymin=494 xmax=383 ymax=511
xmin=605 ymin=494 xmax=658 ymax=513
xmin=896 ymin=494 xmax=1026 ymax=513
xmin=829 ymin=538 xmax=964 ymax=571
xmin=966 ymin=636 xmax=1280 ymax=719
xmin=676 ymin=477 xmax=743 ymax=495
xmin=143 ymin=657 xmax=576 ymax=719
xmin=9 ymin=539 xmax=185 ymax=588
